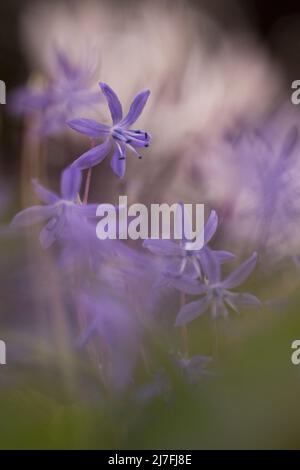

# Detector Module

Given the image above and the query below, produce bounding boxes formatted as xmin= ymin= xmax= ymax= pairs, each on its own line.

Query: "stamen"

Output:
xmin=126 ymin=130 xmax=150 ymax=142
xmin=115 ymin=141 xmax=125 ymax=161
xmin=127 ymin=143 xmax=142 ymax=159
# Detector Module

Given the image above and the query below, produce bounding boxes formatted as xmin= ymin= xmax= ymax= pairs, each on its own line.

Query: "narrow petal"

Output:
xmin=61 ymin=166 xmax=82 ymax=200
xmin=204 ymin=210 xmax=218 ymax=244
xmin=110 ymin=143 xmax=126 ymax=178
xmin=32 ymin=179 xmax=59 ymax=204
xmin=221 ymin=252 xmax=258 ymax=289
xmin=120 ymin=90 xmax=150 ymax=127
xmin=11 ymin=205 xmax=55 ymax=228
xmin=55 ymin=49 xmax=78 ymax=80
xmin=198 ymin=248 xmax=221 ymax=283
xmin=67 ymin=118 xmax=110 ymax=138
xmin=99 ymin=82 xmax=123 ymax=124
xmin=212 ymin=249 xmax=236 ymax=264
xmin=175 ymin=296 xmax=210 ymax=326
xmin=225 ymin=292 xmax=261 ymax=311
xmin=166 ymin=274 xmax=208 ymax=295
xmin=72 ymin=139 xmax=112 ymax=170
xmin=9 ymin=87 xmax=50 ymax=114
xmin=143 ymin=239 xmax=183 ymax=256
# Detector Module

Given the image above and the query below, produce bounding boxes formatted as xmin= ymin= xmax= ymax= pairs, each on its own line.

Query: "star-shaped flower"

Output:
xmin=143 ymin=205 xmax=235 ymax=282
xmin=10 ymin=49 xmax=100 ymax=136
xmin=11 ymin=166 xmax=98 ymax=248
xmin=68 ymin=82 xmax=151 ymax=178
xmin=169 ymin=252 xmax=260 ymax=326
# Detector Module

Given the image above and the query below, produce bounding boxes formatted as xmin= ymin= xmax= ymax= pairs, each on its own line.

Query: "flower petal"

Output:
xmin=204 ymin=210 xmax=218 ymax=244
xmin=11 ymin=205 xmax=55 ymax=228
xmin=221 ymin=252 xmax=258 ymax=289
xmin=9 ymin=87 xmax=51 ymax=114
xmin=198 ymin=247 xmax=221 ymax=283
xmin=99 ymin=82 xmax=123 ymax=124
xmin=77 ymin=204 xmax=98 ymax=218
xmin=166 ymin=274 xmax=208 ymax=295
xmin=143 ymin=239 xmax=183 ymax=256
xmin=67 ymin=118 xmax=110 ymax=138
xmin=111 ymin=143 xmax=126 ymax=178
xmin=32 ymin=179 xmax=59 ymax=204
xmin=72 ymin=139 xmax=112 ymax=170
xmin=61 ymin=166 xmax=82 ymax=200
xmin=212 ymin=249 xmax=236 ymax=263
xmin=55 ymin=49 xmax=78 ymax=81
xmin=120 ymin=90 xmax=150 ymax=128
xmin=175 ymin=296 xmax=210 ymax=326
xmin=225 ymin=292 xmax=261 ymax=312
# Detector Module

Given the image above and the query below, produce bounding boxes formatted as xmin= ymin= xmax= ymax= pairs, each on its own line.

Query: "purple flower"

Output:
xmin=170 ymin=252 xmax=260 ymax=326
xmin=10 ymin=49 xmax=99 ymax=135
xmin=178 ymin=355 xmax=212 ymax=383
xmin=11 ymin=166 xmax=98 ymax=249
xmin=227 ymin=125 xmax=300 ymax=257
xmin=68 ymin=82 xmax=151 ymax=178
xmin=143 ymin=206 xmax=235 ymax=281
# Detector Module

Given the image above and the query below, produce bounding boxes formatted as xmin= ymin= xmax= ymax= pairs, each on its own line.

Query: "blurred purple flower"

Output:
xmin=77 ymin=291 xmax=140 ymax=391
xmin=10 ymin=49 xmax=99 ymax=135
xmin=228 ymin=125 xmax=300 ymax=256
xmin=178 ymin=355 xmax=212 ymax=383
xmin=143 ymin=206 xmax=235 ymax=282
xmin=135 ymin=372 xmax=171 ymax=404
xmin=11 ymin=166 xmax=99 ymax=249
xmin=68 ymin=82 xmax=151 ymax=178
xmin=169 ymin=252 xmax=260 ymax=325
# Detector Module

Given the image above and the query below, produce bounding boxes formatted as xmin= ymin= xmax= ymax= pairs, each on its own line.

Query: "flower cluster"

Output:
xmin=9 ymin=53 xmax=264 ymax=396
xmin=143 ymin=204 xmax=260 ymax=327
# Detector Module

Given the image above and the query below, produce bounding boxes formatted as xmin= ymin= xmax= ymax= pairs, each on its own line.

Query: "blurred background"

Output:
xmin=1 ymin=0 xmax=300 ymax=450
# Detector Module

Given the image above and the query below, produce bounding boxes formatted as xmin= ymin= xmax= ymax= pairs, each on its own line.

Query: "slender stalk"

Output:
xmin=180 ymin=291 xmax=189 ymax=359
xmin=83 ymin=167 xmax=92 ymax=204
xmin=83 ymin=139 xmax=95 ymax=204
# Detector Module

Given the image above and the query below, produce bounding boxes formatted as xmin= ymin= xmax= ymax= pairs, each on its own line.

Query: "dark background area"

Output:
xmin=1 ymin=0 xmax=300 ymax=176
xmin=1 ymin=0 xmax=300 ymax=92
